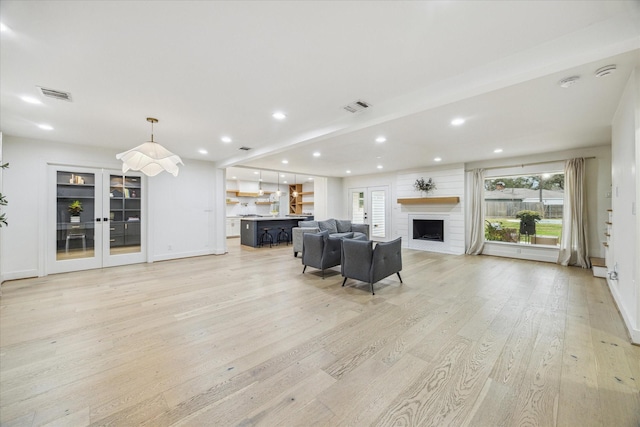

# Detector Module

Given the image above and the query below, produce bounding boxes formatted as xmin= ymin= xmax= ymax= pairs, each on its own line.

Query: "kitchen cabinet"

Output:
xmin=226 ymin=217 xmax=240 ymax=237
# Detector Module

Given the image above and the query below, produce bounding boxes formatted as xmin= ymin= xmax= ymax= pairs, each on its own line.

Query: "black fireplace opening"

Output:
xmin=413 ymin=219 xmax=444 ymax=242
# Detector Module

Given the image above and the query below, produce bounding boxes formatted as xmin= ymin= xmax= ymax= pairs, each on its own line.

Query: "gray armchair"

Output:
xmin=293 ymin=220 xmax=370 ymax=257
xmin=302 ymin=231 xmax=342 ymax=278
xmin=341 ymin=237 xmax=403 ymax=295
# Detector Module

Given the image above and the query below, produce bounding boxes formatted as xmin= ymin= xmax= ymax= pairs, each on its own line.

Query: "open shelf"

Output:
xmin=234 ymin=191 xmax=272 ymax=197
xmin=397 ymin=196 xmax=460 ymax=204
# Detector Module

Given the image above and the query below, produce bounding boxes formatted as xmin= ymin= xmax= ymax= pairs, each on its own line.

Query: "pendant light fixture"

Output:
xmin=276 ymin=172 xmax=282 ymax=197
xmin=258 ymin=171 xmax=264 ymax=196
xmin=116 ymin=117 xmax=184 ymax=177
xmin=292 ymin=174 xmax=298 ymax=198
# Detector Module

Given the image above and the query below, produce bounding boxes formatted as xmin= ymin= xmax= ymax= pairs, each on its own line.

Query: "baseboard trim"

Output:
xmin=606 ymin=276 xmax=640 ymax=345
xmin=152 ymin=248 xmax=226 ymax=262
xmin=1 ymin=268 xmax=40 ymax=282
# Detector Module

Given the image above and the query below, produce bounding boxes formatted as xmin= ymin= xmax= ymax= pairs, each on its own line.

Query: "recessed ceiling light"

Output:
xmin=198 ymin=149 xmax=208 ymax=154
xmin=595 ymin=65 xmax=616 ymax=78
xmin=346 ymin=170 xmax=351 ymax=174
xmin=308 ymin=177 xmax=313 ymax=181
xmin=313 ymin=152 xmax=321 ymax=157
xmin=272 ymin=112 xmax=287 ymax=120
xmin=375 ymin=136 xmax=386 ymax=143
xmin=434 ymin=157 xmax=442 ymax=162
xmin=451 ymin=118 xmax=465 ymax=126
xmin=221 ymin=136 xmax=232 ymax=143
xmin=377 ymin=165 xmax=383 ymax=169
xmin=232 ymin=176 xmax=237 ymax=179
xmin=259 ymin=178 xmax=263 ymax=182
xmin=281 ymin=159 xmax=288 ymax=164
xmin=21 ymin=96 xmax=42 ymax=105
xmin=559 ymin=76 xmax=580 ymax=88
xmin=0 ymin=23 xmax=9 ymax=32
xmin=494 ymin=148 xmax=503 ymax=153
xmin=283 ymin=180 xmax=288 ymax=184
xmin=253 ymin=171 xmax=259 ymax=175
xmin=281 ymin=174 xmax=285 ymax=177
xmin=38 ymin=124 xmax=53 ymax=130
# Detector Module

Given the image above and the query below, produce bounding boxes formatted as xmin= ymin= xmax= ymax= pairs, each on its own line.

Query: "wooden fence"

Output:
xmin=485 ymin=201 xmax=563 ymax=219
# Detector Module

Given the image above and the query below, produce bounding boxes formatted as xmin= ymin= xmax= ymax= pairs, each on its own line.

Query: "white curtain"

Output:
xmin=466 ymin=168 xmax=485 ymax=255
xmin=558 ymin=158 xmax=590 ymax=268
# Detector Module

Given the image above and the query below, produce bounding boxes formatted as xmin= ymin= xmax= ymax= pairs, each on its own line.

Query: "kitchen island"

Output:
xmin=240 ymin=216 xmax=313 ymax=248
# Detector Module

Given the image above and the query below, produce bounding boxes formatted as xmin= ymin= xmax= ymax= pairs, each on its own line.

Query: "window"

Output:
xmin=484 ymin=173 xmax=564 ymax=246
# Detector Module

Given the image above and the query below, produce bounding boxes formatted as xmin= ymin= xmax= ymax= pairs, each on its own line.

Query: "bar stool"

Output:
xmin=277 ymin=227 xmax=290 ymax=246
xmin=258 ymin=227 xmax=274 ymax=248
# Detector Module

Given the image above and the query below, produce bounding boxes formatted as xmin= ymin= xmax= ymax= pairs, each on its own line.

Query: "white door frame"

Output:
xmin=102 ymin=170 xmax=147 ymax=268
xmin=348 ymin=186 xmax=391 ymax=241
xmin=48 ymin=165 xmax=146 ymax=275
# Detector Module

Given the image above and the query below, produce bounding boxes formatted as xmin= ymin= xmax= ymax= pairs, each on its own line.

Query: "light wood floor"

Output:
xmin=1 ymin=239 xmax=639 ymax=426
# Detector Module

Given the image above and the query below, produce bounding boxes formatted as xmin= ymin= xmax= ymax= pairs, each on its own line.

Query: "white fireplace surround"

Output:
xmin=408 ymin=214 xmax=451 ymax=253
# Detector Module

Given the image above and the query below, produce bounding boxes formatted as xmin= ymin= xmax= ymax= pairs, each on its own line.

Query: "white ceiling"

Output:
xmin=1 ymin=1 xmax=639 ymax=183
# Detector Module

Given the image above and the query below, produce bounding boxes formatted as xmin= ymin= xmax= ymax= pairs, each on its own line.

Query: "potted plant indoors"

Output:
xmin=515 ymin=210 xmax=541 ymax=236
xmin=68 ymin=200 xmax=83 ymax=223
xmin=414 ymin=177 xmax=436 ymax=196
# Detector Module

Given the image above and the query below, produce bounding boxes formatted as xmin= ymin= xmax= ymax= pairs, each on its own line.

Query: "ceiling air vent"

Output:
xmin=595 ymin=65 xmax=616 ymax=78
xmin=239 ymin=146 xmax=252 ymax=151
xmin=37 ymin=86 xmax=72 ymax=102
xmin=343 ymin=99 xmax=371 ymax=113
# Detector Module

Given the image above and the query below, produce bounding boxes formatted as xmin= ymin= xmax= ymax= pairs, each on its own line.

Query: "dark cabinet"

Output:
xmin=56 ymin=171 xmax=96 ymax=255
xmin=109 ymin=222 xmax=140 ymax=247
xmin=109 ymin=175 xmax=141 ymax=248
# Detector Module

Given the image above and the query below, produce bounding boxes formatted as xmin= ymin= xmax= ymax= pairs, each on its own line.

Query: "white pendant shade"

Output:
xmin=116 ymin=141 xmax=184 ymax=177
xmin=117 ymin=117 xmax=183 ymax=177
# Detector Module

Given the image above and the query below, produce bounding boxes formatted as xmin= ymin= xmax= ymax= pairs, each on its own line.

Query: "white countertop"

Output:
xmin=238 ymin=216 xmax=309 ymax=221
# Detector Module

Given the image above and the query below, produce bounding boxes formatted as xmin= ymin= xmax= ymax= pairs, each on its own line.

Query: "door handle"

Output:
xmin=96 ymin=218 xmax=101 ymax=222
xmin=103 ymin=218 xmax=109 ymax=222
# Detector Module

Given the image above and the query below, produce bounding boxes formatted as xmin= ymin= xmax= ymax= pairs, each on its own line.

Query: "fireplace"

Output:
xmin=413 ymin=219 xmax=444 ymax=242
xmin=408 ymin=214 xmax=451 ymax=253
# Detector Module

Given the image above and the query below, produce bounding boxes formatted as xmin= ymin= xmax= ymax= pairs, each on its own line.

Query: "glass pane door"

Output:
xmin=349 ymin=186 xmax=389 ymax=241
xmin=50 ymin=167 xmax=145 ymax=274
xmin=56 ymin=170 xmax=97 ymax=261
xmin=370 ymin=189 xmax=386 ymax=238
xmin=108 ymin=174 xmax=142 ymax=255
xmin=350 ymin=190 xmax=365 ymax=224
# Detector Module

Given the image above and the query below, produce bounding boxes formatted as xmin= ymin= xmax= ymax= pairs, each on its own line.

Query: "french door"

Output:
xmin=348 ymin=186 xmax=390 ymax=241
xmin=49 ymin=165 xmax=146 ymax=274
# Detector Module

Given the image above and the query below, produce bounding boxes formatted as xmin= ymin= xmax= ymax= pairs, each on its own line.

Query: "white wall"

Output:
xmin=325 ymin=177 xmax=344 ymax=220
xmin=610 ymin=68 xmax=639 ymax=343
xmin=149 ymin=159 xmax=224 ymax=262
xmin=342 ymin=166 xmax=466 ymax=254
xmin=0 ymin=132 xmax=4 ymax=283
xmin=1 ymin=136 xmax=225 ymax=280
xmin=396 ymin=166 xmax=466 ymax=254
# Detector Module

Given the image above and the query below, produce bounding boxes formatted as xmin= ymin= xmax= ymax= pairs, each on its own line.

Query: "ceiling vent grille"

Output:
xmin=343 ymin=99 xmax=371 ymax=113
xmin=37 ymin=86 xmax=72 ymax=102
xmin=239 ymin=146 xmax=252 ymax=151
xmin=595 ymin=65 xmax=616 ymax=78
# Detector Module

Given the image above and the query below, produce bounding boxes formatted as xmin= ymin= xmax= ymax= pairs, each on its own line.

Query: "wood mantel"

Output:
xmin=397 ymin=196 xmax=460 ymax=204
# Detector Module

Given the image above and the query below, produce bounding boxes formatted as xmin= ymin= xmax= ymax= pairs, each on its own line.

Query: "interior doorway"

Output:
xmin=348 ymin=186 xmax=390 ymax=241
xmin=49 ymin=165 xmax=146 ymax=274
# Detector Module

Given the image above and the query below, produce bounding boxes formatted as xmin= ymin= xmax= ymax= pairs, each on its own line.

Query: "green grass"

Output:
xmin=486 ymin=217 xmax=563 ymax=242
